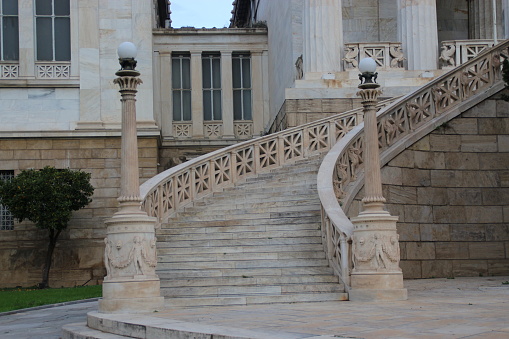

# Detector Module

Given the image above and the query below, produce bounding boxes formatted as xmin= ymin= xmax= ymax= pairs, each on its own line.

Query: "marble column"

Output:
xmin=468 ymin=0 xmax=499 ymax=40
xmin=397 ymin=0 xmax=438 ymax=71
xmin=303 ymin=0 xmax=343 ymax=74
xmin=191 ymin=51 xmax=204 ymax=137
xmin=221 ymin=51 xmax=235 ymax=138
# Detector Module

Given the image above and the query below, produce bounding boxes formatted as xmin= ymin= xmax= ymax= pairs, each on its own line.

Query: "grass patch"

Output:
xmin=0 ymin=285 xmax=102 ymax=312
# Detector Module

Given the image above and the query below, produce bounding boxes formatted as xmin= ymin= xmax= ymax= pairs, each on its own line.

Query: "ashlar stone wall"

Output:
xmin=0 ymin=136 xmax=158 ymax=287
xmin=349 ymin=94 xmax=509 ymax=279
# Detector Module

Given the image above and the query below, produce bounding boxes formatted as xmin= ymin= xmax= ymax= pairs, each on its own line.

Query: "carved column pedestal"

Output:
xmin=349 ymin=213 xmax=407 ymax=301
xmin=100 ymin=213 xmax=164 ymax=313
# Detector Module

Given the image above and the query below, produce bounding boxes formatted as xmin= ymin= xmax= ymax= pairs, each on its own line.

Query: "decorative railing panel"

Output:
xmin=36 ymin=63 xmax=70 ymax=79
xmin=0 ymin=63 xmax=19 ymax=78
xmin=173 ymin=122 xmax=192 ymax=137
xmin=440 ymin=39 xmax=497 ymax=69
xmin=319 ymin=40 xmax=509 ymax=290
xmin=343 ymin=42 xmax=405 ymax=70
xmin=234 ymin=121 xmax=253 ymax=138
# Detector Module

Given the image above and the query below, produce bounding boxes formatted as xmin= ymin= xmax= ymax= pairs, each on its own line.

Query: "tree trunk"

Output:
xmin=39 ymin=229 xmax=61 ymax=289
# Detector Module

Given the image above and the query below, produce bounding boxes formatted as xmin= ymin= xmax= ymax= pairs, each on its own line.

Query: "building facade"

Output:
xmin=0 ymin=0 xmax=507 ymax=287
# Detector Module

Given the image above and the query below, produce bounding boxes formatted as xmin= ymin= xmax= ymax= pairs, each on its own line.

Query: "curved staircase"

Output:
xmin=156 ymin=155 xmax=348 ymax=306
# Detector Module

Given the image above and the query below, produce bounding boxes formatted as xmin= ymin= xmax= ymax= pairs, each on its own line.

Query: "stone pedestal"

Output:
xmin=349 ymin=212 xmax=407 ymax=301
xmin=99 ymin=213 xmax=164 ymax=313
xmin=303 ymin=0 xmax=343 ymax=75
xmin=397 ymin=0 xmax=438 ymax=71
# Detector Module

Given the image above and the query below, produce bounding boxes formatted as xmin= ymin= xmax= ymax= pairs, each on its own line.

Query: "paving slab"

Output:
xmin=2 ymin=277 xmax=509 ymax=338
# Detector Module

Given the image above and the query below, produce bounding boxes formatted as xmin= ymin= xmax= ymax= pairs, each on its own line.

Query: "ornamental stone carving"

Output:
xmin=352 ymin=233 xmax=401 ymax=271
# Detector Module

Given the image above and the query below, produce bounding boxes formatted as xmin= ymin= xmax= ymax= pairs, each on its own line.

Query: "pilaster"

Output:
xmin=303 ymin=0 xmax=343 ymax=75
xmin=468 ymin=0 xmax=496 ymax=39
xmin=191 ymin=51 xmax=204 ymax=137
xmin=18 ymin=0 xmax=35 ymax=78
xmin=160 ymin=53 xmax=173 ymax=137
xmin=397 ymin=0 xmax=438 ymax=71
xmin=251 ymin=52 xmax=264 ymax=136
xmin=221 ymin=51 xmax=235 ymax=138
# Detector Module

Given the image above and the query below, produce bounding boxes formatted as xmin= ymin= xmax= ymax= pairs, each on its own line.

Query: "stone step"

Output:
xmin=157 ymin=258 xmax=330 ymax=271
xmin=175 ymin=205 xmax=320 ymax=219
xmin=156 ymin=236 xmax=323 ymax=248
xmin=157 ymin=243 xmax=325 ymax=255
xmin=161 ymin=216 xmax=320 ymax=229
xmin=157 ymin=266 xmax=335 ymax=279
xmin=173 ymin=210 xmax=320 ymax=222
xmin=157 ymin=222 xmax=320 ymax=235
xmin=156 ymin=229 xmax=321 ymax=242
xmin=162 ymin=283 xmax=344 ymax=298
xmin=181 ymin=202 xmax=320 ymax=216
xmin=157 ymin=250 xmax=326 ymax=263
xmin=160 ymin=274 xmax=339 ymax=288
xmin=62 ymin=323 xmax=129 ymax=339
xmin=164 ymin=292 xmax=348 ymax=307
xmin=186 ymin=198 xmax=319 ymax=212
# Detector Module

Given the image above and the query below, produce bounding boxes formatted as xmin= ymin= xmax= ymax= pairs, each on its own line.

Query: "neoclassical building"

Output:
xmin=0 ymin=0 xmax=507 ymax=287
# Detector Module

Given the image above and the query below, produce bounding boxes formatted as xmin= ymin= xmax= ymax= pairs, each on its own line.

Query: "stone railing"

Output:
xmin=36 ymin=62 xmax=71 ymax=79
xmin=439 ymin=39 xmax=497 ymax=69
xmin=318 ymin=39 xmax=508 ymax=289
xmin=343 ymin=42 xmax=405 ymax=70
xmin=141 ymin=99 xmax=396 ymax=226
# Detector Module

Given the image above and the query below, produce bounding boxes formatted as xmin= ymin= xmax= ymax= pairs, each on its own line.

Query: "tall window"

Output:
xmin=0 ymin=170 xmax=14 ymax=230
xmin=232 ymin=53 xmax=252 ymax=120
xmin=0 ymin=0 xmax=19 ymax=61
xmin=35 ymin=0 xmax=70 ymax=61
xmin=202 ymin=53 xmax=222 ymax=121
xmin=172 ymin=53 xmax=191 ymax=121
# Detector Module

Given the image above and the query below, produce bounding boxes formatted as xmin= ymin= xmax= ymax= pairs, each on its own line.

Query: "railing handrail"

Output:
xmin=318 ymin=39 xmax=509 ymax=289
xmin=141 ymin=97 xmax=397 ymax=225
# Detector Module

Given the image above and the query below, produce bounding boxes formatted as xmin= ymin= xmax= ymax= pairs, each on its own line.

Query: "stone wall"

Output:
xmin=0 ymin=136 xmax=158 ymax=287
xmin=349 ymin=94 xmax=509 ymax=279
xmin=342 ymin=0 xmax=397 ymax=43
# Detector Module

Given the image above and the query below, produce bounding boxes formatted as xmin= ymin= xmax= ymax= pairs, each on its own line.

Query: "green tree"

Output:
xmin=0 ymin=167 xmax=94 ymax=288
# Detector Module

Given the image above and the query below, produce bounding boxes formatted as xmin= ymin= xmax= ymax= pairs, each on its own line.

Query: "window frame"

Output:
xmin=34 ymin=0 xmax=71 ymax=62
xmin=171 ymin=52 xmax=192 ymax=122
xmin=0 ymin=170 xmax=14 ymax=231
xmin=202 ymin=52 xmax=222 ymax=121
xmin=0 ymin=0 xmax=19 ymax=61
xmin=232 ymin=52 xmax=252 ymax=121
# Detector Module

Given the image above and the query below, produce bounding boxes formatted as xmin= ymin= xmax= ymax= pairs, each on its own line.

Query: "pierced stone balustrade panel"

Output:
xmin=175 ymin=170 xmax=192 ymax=208
xmin=343 ymin=42 xmax=405 ymax=70
xmin=432 ymin=74 xmax=462 ymax=114
xmin=193 ymin=162 xmax=211 ymax=199
xmin=406 ymin=89 xmax=434 ymax=131
xmin=335 ymin=115 xmax=358 ymax=141
xmin=257 ymin=139 xmax=279 ymax=171
xmin=36 ymin=63 xmax=70 ymax=79
xmin=173 ymin=123 xmax=192 ymax=138
xmin=281 ymin=130 xmax=304 ymax=163
xmin=461 ymin=54 xmax=492 ymax=98
xmin=379 ymin=105 xmax=409 ymax=149
xmin=204 ymin=123 xmax=223 ymax=138
xmin=1 ymin=64 xmax=19 ymax=78
xmin=234 ymin=146 xmax=255 ymax=179
xmin=307 ymin=123 xmax=330 ymax=154
xmin=440 ymin=40 xmax=496 ymax=69
xmin=234 ymin=122 xmax=253 ymax=139
xmin=212 ymin=154 xmax=231 ymax=188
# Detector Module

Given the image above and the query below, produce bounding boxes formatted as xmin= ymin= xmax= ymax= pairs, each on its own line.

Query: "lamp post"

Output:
xmin=348 ymin=58 xmax=407 ymax=301
xmin=99 ymin=42 xmax=164 ymax=313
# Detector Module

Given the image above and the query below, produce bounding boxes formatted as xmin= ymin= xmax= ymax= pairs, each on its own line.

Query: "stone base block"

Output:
xmin=349 ymin=288 xmax=408 ymax=301
xmin=99 ymin=278 xmax=164 ymax=313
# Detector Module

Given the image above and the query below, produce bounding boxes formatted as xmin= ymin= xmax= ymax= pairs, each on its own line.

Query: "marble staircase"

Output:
xmin=156 ymin=155 xmax=348 ymax=306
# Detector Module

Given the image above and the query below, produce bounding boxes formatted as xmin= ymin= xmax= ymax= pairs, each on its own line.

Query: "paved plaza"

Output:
xmin=1 ymin=276 xmax=509 ymax=338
